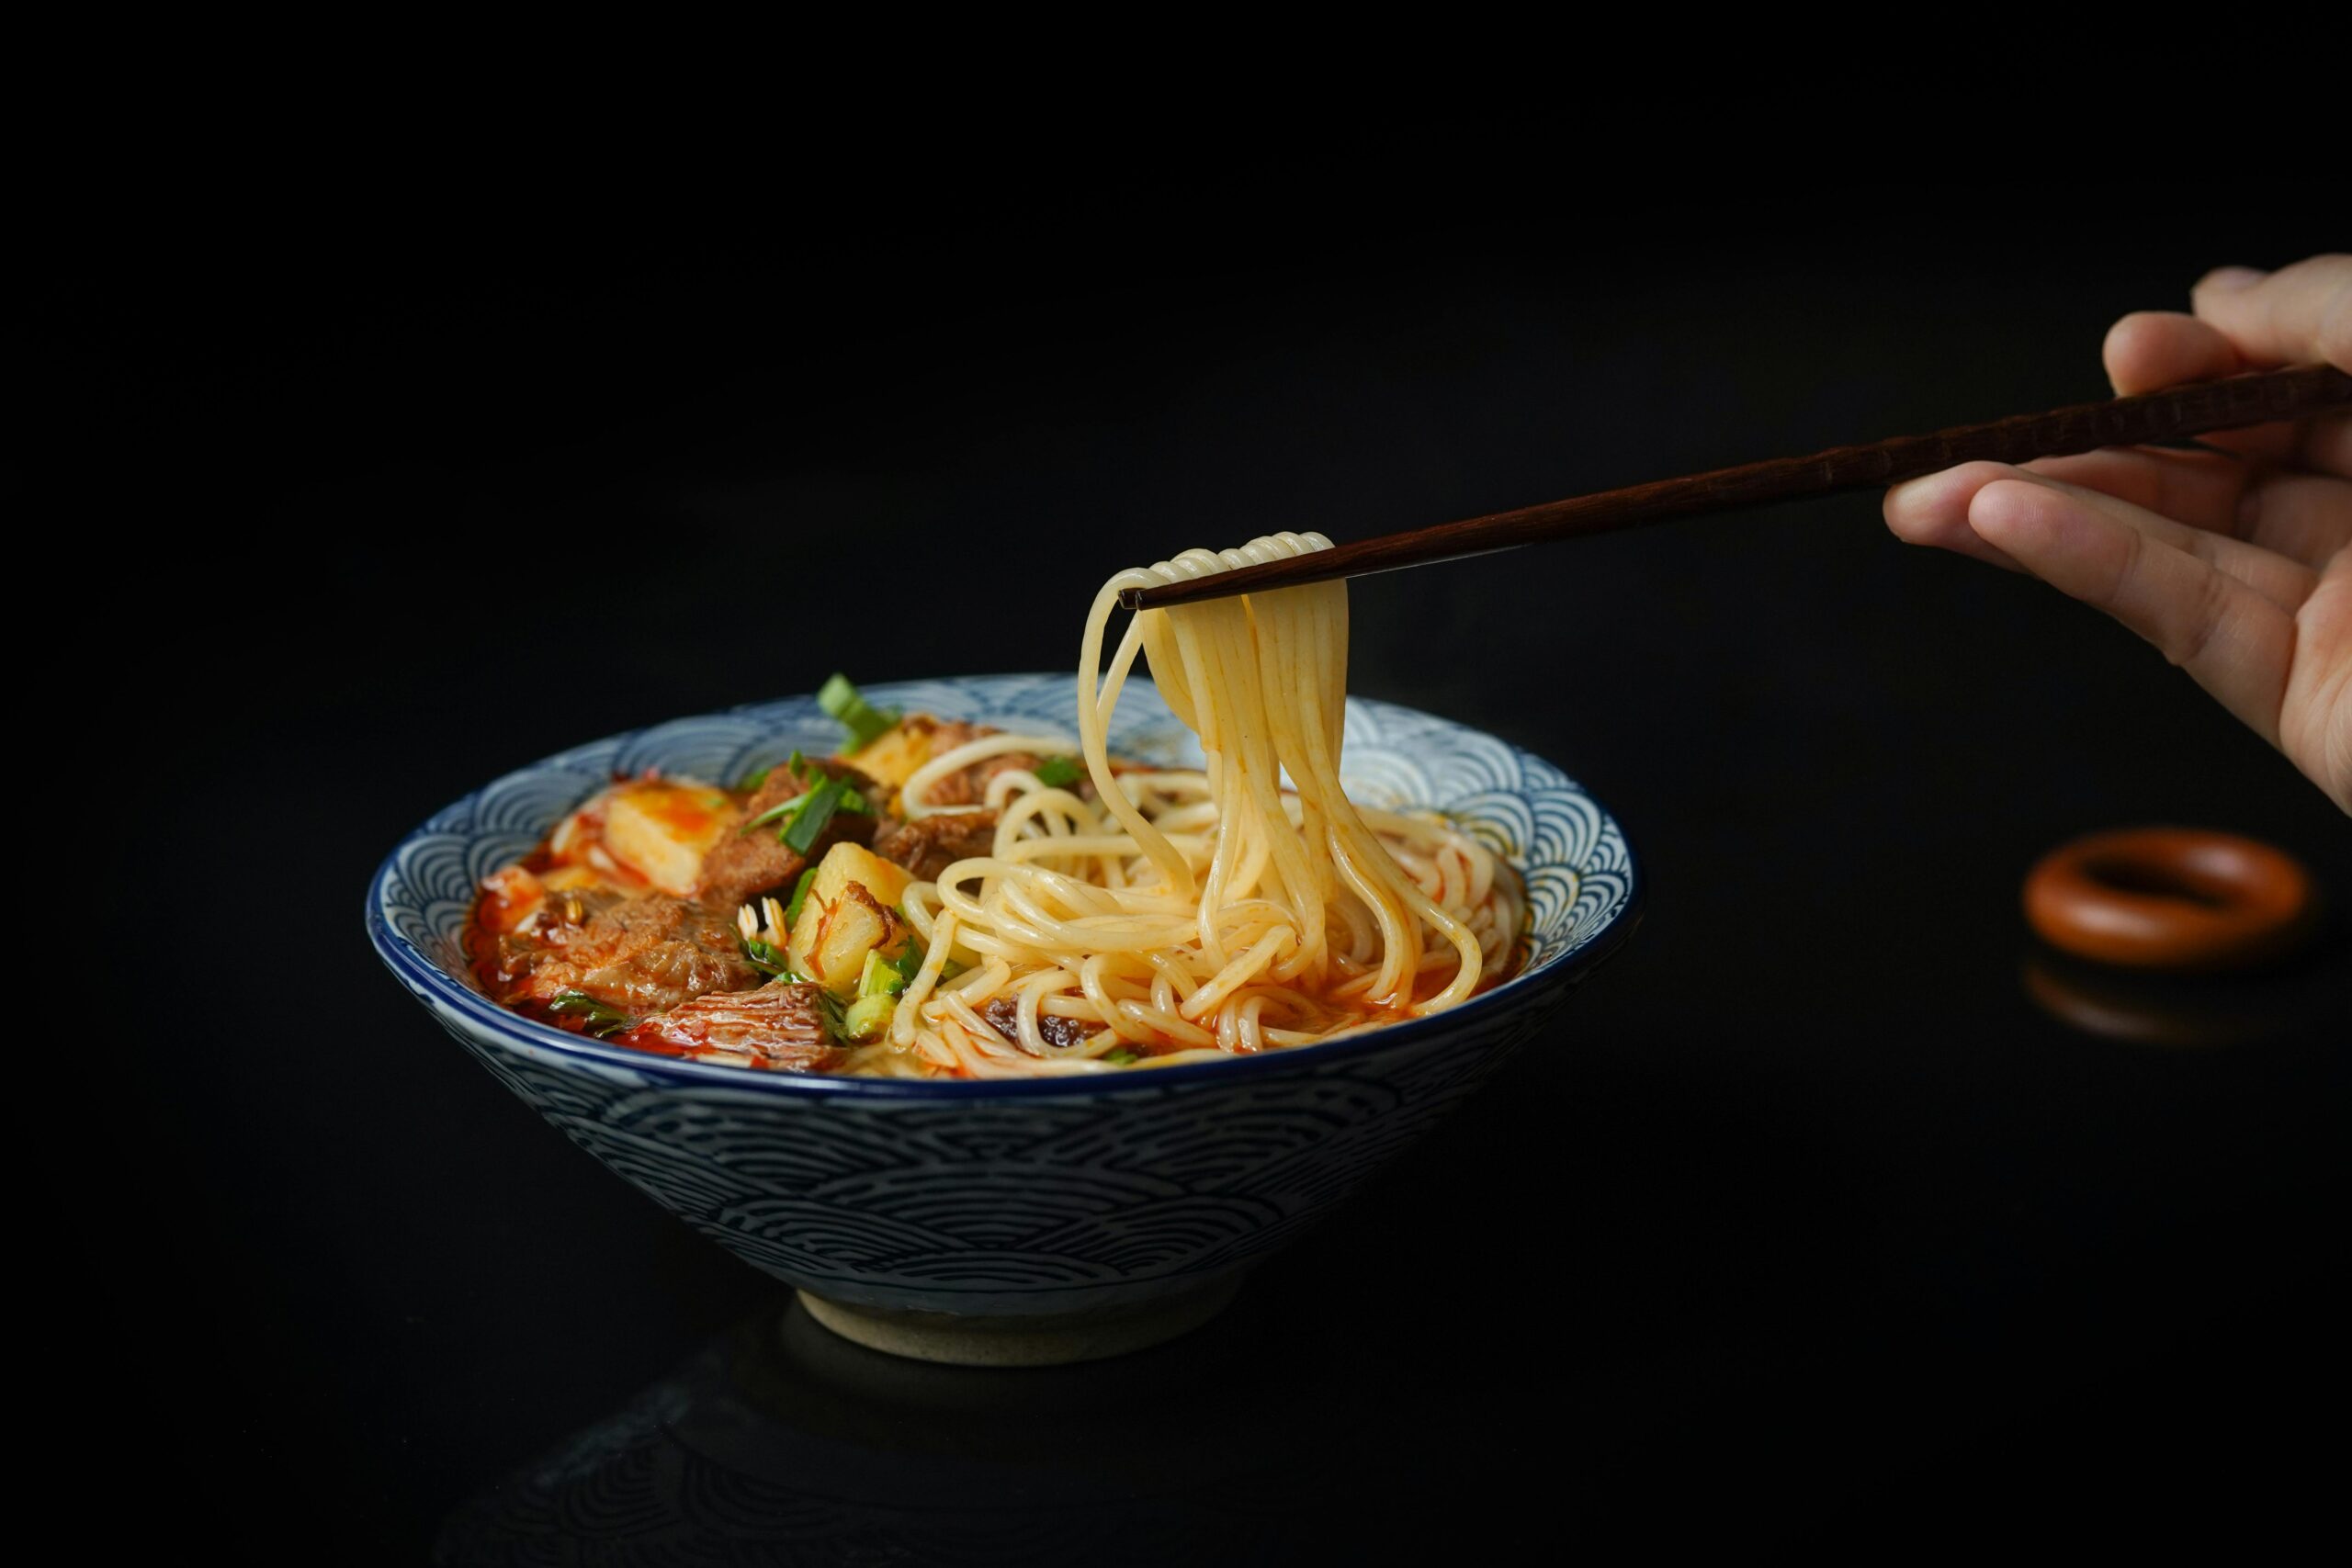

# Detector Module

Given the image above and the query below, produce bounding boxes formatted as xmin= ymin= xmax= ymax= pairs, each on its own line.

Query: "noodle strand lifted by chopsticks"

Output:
xmin=843 ymin=533 xmax=1521 ymax=1077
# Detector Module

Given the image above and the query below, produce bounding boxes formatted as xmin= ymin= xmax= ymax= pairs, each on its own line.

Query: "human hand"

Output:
xmin=1883 ymin=255 xmax=2352 ymax=813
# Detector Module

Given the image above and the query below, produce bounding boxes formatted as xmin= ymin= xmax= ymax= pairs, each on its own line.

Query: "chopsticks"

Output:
xmin=1118 ymin=364 xmax=2352 ymax=612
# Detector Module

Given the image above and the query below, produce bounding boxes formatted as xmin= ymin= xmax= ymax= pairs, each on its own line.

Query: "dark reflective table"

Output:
xmin=55 ymin=185 xmax=2346 ymax=1560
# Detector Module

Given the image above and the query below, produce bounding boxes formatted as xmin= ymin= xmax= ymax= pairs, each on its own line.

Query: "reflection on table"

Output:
xmin=441 ymin=1297 xmax=1366 ymax=1565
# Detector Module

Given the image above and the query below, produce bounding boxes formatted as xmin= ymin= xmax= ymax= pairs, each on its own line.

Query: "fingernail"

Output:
xmin=2199 ymin=265 xmax=2267 ymax=293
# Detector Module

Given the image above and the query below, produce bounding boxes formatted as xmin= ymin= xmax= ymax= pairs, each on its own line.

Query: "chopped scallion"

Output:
xmin=1103 ymin=1048 xmax=1138 ymax=1066
xmin=842 ymin=993 xmax=897 ymax=1043
xmin=743 ymin=792 xmax=811 ymax=833
xmin=782 ymin=865 xmax=819 ymax=930
xmin=812 ymin=987 xmax=850 ymax=1041
xmin=819 ymin=674 xmax=900 ymax=750
xmin=781 ymin=777 xmax=847 ymax=853
xmin=548 ymin=990 xmax=632 ymax=1038
xmin=1034 ymin=755 xmax=1083 ymax=789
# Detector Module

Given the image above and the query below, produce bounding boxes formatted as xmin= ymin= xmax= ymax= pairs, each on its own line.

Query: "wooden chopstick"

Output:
xmin=1118 ymin=364 xmax=2352 ymax=612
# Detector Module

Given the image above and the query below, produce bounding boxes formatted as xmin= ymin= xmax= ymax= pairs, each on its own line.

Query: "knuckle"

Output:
xmin=2167 ymin=565 xmax=2236 ymax=671
xmin=2317 ymin=291 xmax=2352 ymax=373
xmin=2101 ymin=515 xmax=2145 ymax=610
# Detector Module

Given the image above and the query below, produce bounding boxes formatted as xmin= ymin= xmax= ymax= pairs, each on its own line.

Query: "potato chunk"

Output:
xmin=603 ymin=779 xmax=739 ymax=896
xmin=786 ymin=841 xmax=915 ymax=998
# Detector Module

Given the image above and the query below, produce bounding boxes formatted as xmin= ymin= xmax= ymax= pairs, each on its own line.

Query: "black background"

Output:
xmin=50 ymin=168 xmax=2346 ymax=1559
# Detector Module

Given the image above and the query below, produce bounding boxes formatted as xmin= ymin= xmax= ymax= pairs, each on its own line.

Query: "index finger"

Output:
xmin=2112 ymin=266 xmax=2352 ymax=475
xmin=2191 ymin=254 xmax=2352 ymax=372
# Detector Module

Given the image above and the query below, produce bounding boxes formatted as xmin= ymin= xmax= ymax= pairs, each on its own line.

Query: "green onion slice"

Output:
xmin=811 ymin=988 xmax=850 ymax=1041
xmin=781 ymin=777 xmax=846 ymax=852
xmin=782 ymin=866 xmax=819 ymax=930
xmin=819 ymin=674 xmax=900 ymax=750
xmin=842 ymin=993 xmax=896 ymax=1043
xmin=743 ymin=792 xmax=811 ymax=833
xmin=548 ymin=990 xmax=632 ymax=1038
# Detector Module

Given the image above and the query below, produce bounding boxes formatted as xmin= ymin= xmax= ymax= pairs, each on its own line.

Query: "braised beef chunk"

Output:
xmin=484 ymin=891 xmax=757 ymax=1013
xmin=811 ymin=756 xmax=879 ymax=790
xmin=872 ymin=810 xmax=1000 ymax=882
xmin=737 ymin=757 xmax=883 ymax=829
xmin=914 ymin=720 xmax=1043 ymax=808
xmin=982 ymin=995 xmax=1095 ymax=1052
xmin=616 ymin=980 xmax=839 ymax=1071
xmin=696 ymin=759 xmax=882 ymax=909
xmin=699 ymin=821 xmax=844 ymax=911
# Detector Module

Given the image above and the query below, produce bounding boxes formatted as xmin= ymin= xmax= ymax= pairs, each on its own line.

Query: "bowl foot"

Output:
xmin=796 ymin=1277 xmax=1242 ymax=1367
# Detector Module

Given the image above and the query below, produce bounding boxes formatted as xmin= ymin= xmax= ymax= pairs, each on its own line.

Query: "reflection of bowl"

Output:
xmin=368 ymin=675 xmax=1641 ymax=1364
xmin=440 ymin=1302 xmax=1350 ymax=1563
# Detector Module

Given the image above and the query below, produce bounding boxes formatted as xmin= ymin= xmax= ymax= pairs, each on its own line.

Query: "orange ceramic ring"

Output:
xmin=2023 ymin=827 xmax=2316 ymax=973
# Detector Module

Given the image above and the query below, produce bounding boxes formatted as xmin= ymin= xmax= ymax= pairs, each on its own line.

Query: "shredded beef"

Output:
xmin=981 ymin=995 xmax=1096 ymax=1052
xmin=910 ymin=719 xmax=1043 ymax=808
xmin=487 ymin=890 xmax=758 ymax=1014
xmin=616 ymin=980 xmax=840 ymax=1071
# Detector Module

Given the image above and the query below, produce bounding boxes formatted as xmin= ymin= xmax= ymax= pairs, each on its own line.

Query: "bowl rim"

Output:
xmin=366 ymin=679 xmax=1645 ymax=1100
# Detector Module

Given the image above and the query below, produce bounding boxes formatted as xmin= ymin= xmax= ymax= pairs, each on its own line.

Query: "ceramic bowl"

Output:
xmin=368 ymin=675 xmax=1641 ymax=1364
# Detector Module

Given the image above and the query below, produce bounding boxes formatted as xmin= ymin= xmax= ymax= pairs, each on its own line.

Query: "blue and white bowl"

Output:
xmin=368 ymin=675 xmax=1641 ymax=1363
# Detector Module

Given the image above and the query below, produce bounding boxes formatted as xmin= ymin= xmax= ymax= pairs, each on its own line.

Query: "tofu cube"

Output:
xmin=846 ymin=718 xmax=939 ymax=794
xmin=603 ymin=779 xmax=739 ymax=896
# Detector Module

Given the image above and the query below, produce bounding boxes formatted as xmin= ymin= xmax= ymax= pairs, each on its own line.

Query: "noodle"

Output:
xmin=835 ymin=533 xmax=1524 ymax=1077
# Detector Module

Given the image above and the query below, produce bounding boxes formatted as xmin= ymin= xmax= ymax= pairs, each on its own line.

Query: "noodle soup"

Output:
xmin=466 ymin=536 xmax=1526 ymax=1079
